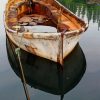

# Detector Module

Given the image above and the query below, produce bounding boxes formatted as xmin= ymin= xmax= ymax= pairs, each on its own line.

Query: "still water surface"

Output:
xmin=0 ymin=0 xmax=100 ymax=100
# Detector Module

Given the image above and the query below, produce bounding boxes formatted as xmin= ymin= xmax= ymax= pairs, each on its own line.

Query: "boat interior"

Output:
xmin=6 ymin=0 xmax=85 ymax=33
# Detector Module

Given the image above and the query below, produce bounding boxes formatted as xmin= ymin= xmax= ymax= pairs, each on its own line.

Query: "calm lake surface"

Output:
xmin=0 ymin=0 xmax=100 ymax=100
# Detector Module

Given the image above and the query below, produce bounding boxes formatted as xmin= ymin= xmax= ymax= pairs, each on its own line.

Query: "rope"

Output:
xmin=15 ymin=48 xmax=30 ymax=100
xmin=14 ymin=26 xmax=30 ymax=100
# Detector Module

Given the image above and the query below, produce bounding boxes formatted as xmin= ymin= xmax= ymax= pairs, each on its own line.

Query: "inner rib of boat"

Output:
xmin=7 ymin=0 xmax=83 ymax=33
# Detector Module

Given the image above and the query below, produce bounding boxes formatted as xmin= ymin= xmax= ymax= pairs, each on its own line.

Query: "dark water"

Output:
xmin=0 ymin=0 xmax=100 ymax=100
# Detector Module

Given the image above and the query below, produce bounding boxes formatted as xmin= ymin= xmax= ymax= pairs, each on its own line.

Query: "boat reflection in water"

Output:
xmin=6 ymin=37 xmax=86 ymax=99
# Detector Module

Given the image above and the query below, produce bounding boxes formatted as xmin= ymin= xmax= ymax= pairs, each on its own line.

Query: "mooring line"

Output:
xmin=15 ymin=48 xmax=30 ymax=100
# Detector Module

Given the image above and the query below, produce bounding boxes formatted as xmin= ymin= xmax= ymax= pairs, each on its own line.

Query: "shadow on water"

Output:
xmin=6 ymin=36 xmax=86 ymax=99
xmin=59 ymin=0 xmax=100 ymax=30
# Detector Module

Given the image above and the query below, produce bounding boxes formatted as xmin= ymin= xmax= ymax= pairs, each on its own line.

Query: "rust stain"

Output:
xmin=25 ymin=45 xmax=37 ymax=55
xmin=23 ymin=32 xmax=33 ymax=39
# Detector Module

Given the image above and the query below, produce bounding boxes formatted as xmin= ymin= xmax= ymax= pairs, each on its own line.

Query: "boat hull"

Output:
xmin=6 ymin=30 xmax=80 ymax=63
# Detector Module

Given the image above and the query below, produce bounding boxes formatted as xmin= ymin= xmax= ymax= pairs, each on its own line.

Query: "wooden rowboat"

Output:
xmin=5 ymin=0 xmax=88 ymax=65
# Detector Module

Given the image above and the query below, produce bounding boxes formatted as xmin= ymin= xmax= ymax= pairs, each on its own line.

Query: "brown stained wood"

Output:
xmin=7 ymin=0 xmax=85 ymax=30
xmin=6 ymin=1 xmax=75 ymax=31
xmin=5 ymin=0 xmax=88 ymax=36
